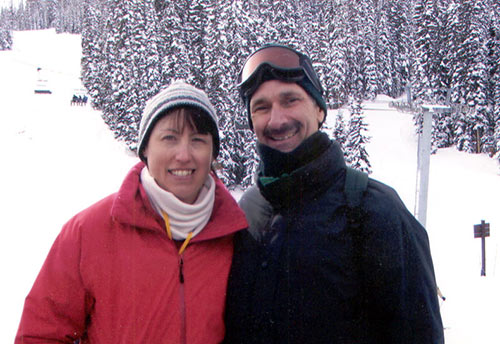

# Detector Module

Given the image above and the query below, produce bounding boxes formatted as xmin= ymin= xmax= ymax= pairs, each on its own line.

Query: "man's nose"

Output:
xmin=267 ymin=105 xmax=288 ymax=128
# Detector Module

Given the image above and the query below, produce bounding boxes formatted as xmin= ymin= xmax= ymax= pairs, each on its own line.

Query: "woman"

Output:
xmin=15 ymin=81 xmax=248 ymax=343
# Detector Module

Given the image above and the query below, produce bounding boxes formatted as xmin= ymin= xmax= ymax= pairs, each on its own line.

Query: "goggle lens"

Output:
xmin=237 ymin=46 xmax=323 ymax=95
xmin=239 ymin=47 xmax=302 ymax=85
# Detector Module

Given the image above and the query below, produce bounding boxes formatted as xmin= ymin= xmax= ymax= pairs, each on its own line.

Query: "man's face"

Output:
xmin=249 ymin=80 xmax=325 ymax=152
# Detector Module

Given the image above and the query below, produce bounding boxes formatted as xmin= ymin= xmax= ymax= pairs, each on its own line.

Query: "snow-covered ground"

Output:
xmin=1 ymin=29 xmax=499 ymax=343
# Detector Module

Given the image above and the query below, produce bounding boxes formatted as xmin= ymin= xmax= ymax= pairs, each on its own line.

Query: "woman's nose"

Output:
xmin=174 ymin=141 xmax=191 ymax=162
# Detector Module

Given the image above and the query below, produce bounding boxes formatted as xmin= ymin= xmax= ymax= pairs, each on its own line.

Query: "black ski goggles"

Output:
xmin=237 ymin=45 xmax=324 ymax=98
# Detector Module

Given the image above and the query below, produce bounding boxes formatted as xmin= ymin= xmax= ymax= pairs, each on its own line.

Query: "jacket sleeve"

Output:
xmin=361 ymin=181 xmax=444 ymax=343
xmin=238 ymin=185 xmax=273 ymax=242
xmin=15 ymin=216 xmax=92 ymax=343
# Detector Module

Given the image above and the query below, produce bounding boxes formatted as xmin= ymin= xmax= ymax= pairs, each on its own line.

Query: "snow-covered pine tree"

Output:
xmin=343 ymin=2 xmax=364 ymax=100
xmin=437 ymin=1 xmax=453 ymax=99
xmin=306 ymin=0 xmax=336 ymax=107
xmin=432 ymin=109 xmax=456 ymax=149
xmin=249 ymin=0 xmax=279 ymax=43
xmin=430 ymin=1 xmax=456 ymax=150
xmin=482 ymin=1 xmax=500 ymax=157
xmin=302 ymin=0 xmax=331 ymax=104
xmin=203 ymin=0 xmax=241 ymax=188
xmin=46 ymin=0 xmax=500 ymax=177
xmin=0 ymin=25 xmax=12 ymax=51
xmin=373 ymin=1 xmax=392 ymax=97
xmin=295 ymin=0 xmax=318 ymax=54
xmin=360 ymin=1 xmax=378 ymax=100
xmin=23 ymin=0 xmax=42 ymax=30
xmin=182 ymin=0 xmax=215 ymax=88
xmin=449 ymin=0 xmax=490 ymax=153
xmin=271 ymin=2 xmax=300 ymax=45
xmin=323 ymin=1 xmax=348 ymax=107
xmin=413 ymin=0 xmax=447 ymax=104
xmin=0 ymin=6 xmax=11 ymax=30
xmin=333 ymin=110 xmax=348 ymax=149
xmin=221 ymin=0 xmax=263 ymax=189
xmin=54 ymin=0 xmax=83 ymax=34
xmin=328 ymin=36 xmax=348 ymax=107
xmin=413 ymin=0 xmax=456 ymax=150
xmin=496 ymin=99 xmax=500 ymax=163
xmin=81 ymin=0 xmax=109 ymax=110
xmin=0 ymin=5 xmax=14 ymax=50
xmin=386 ymin=0 xmax=413 ymax=99
xmin=493 ymin=3 xmax=500 ymax=161
xmin=156 ymin=0 xmax=190 ymax=84
xmin=185 ymin=0 xmax=262 ymax=189
xmin=345 ymin=98 xmax=372 ymax=173
xmin=101 ymin=0 xmax=162 ymax=150
xmin=363 ymin=40 xmax=378 ymax=101
xmin=342 ymin=1 xmax=379 ymax=101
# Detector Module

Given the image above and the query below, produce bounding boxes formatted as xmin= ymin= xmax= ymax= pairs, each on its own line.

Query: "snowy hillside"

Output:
xmin=0 ymin=29 xmax=138 ymax=341
xmin=363 ymin=99 xmax=500 ymax=343
xmin=1 ymin=29 xmax=499 ymax=343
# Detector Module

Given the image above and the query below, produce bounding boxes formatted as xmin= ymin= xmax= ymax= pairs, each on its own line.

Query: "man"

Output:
xmin=224 ymin=44 xmax=444 ymax=343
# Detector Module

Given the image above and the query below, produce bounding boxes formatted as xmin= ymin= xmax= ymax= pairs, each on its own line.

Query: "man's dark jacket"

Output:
xmin=224 ymin=132 xmax=444 ymax=344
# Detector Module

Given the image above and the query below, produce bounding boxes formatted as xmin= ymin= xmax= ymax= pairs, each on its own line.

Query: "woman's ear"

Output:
xmin=211 ymin=159 xmax=221 ymax=173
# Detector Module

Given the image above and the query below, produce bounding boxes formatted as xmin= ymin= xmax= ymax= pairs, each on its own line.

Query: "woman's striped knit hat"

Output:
xmin=137 ymin=80 xmax=219 ymax=161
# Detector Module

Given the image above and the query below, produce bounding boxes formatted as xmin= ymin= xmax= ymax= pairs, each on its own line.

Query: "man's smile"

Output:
xmin=264 ymin=122 xmax=301 ymax=142
xmin=268 ymin=128 xmax=299 ymax=141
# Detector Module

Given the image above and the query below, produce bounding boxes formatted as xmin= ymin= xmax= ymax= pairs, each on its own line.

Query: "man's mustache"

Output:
xmin=263 ymin=121 xmax=301 ymax=137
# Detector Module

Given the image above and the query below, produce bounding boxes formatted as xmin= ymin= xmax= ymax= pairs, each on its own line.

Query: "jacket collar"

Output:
xmin=257 ymin=132 xmax=346 ymax=210
xmin=111 ymin=162 xmax=248 ymax=242
xmin=257 ymin=131 xmax=331 ymax=177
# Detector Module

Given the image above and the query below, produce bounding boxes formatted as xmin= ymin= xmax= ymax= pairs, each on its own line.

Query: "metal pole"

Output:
xmin=406 ymin=84 xmax=412 ymax=105
xmin=481 ymin=236 xmax=486 ymax=276
xmin=415 ymin=110 xmax=432 ymax=227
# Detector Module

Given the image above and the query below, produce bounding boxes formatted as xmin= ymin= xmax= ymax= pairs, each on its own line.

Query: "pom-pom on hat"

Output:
xmin=137 ymin=80 xmax=219 ymax=161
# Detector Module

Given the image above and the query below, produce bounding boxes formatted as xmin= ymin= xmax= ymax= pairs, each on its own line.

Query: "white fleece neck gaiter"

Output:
xmin=140 ymin=166 xmax=215 ymax=240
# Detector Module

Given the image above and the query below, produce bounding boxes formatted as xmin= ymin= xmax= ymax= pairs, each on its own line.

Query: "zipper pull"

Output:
xmin=179 ymin=257 xmax=184 ymax=284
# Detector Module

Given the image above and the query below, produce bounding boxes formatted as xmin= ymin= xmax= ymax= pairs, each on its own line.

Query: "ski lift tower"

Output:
xmin=414 ymin=104 xmax=451 ymax=227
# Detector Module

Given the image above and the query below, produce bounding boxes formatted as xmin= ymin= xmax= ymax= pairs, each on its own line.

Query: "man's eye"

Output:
xmin=252 ymin=105 xmax=268 ymax=113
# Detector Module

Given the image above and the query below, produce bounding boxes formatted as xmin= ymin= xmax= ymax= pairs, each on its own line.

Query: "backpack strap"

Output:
xmin=240 ymin=167 xmax=369 ymax=241
xmin=343 ymin=167 xmax=368 ymax=265
xmin=344 ymin=167 xmax=369 ymax=208
xmin=343 ymin=167 xmax=369 ymax=333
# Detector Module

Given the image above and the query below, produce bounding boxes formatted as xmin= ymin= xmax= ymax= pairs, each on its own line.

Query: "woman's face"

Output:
xmin=143 ymin=112 xmax=214 ymax=204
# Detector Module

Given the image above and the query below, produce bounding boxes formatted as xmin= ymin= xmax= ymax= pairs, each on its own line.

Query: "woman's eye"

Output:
xmin=192 ymin=136 xmax=207 ymax=143
xmin=163 ymin=135 xmax=176 ymax=141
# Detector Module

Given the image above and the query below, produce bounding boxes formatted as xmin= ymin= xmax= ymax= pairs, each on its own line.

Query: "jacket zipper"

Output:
xmin=161 ymin=211 xmax=190 ymax=344
xmin=179 ymin=255 xmax=187 ymax=344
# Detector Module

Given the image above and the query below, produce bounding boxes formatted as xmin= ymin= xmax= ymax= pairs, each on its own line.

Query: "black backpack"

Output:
xmin=241 ymin=166 xmax=369 ymax=240
xmin=344 ymin=167 xmax=369 ymax=209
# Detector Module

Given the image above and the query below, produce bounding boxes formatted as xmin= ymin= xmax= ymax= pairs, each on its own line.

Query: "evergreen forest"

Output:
xmin=1 ymin=0 xmax=500 ymax=188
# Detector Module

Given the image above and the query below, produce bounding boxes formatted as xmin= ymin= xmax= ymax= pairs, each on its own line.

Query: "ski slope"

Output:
xmin=1 ymin=29 xmax=499 ymax=343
